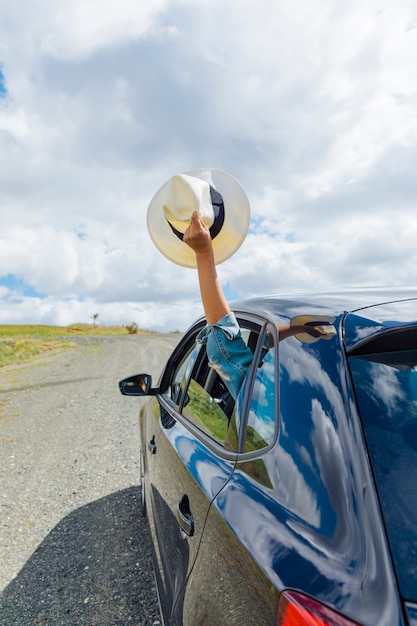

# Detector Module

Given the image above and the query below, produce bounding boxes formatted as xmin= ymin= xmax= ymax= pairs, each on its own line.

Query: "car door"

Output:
xmin=179 ymin=321 xmax=280 ymax=625
xmin=142 ymin=317 xmax=263 ymax=625
xmin=182 ymin=313 xmax=407 ymax=626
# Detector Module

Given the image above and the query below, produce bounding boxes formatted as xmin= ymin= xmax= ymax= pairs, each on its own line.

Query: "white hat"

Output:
xmin=147 ymin=168 xmax=251 ymax=268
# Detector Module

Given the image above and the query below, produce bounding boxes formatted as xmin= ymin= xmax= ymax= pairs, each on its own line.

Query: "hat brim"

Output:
xmin=147 ymin=168 xmax=251 ymax=268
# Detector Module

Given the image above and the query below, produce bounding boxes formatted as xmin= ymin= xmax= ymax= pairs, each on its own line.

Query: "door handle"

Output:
xmin=148 ymin=435 xmax=157 ymax=454
xmin=177 ymin=494 xmax=194 ymax=537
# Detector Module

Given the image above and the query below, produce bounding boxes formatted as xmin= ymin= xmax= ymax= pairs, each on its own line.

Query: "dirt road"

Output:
xmin=0 ymin=333 xmax=180 ymax=625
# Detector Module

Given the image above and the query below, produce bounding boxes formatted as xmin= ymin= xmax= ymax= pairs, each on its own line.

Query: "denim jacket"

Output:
xmin=196 ymin=312 xmax=254 ymax=400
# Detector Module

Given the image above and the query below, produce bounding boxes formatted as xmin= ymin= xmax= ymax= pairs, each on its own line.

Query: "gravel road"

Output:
xmin=0 ymin=332 xmax=181 ymax=626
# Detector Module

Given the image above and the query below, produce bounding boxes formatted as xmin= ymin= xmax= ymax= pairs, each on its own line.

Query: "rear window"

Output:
xmin=349 ymin=339 xmax=417 ymax=601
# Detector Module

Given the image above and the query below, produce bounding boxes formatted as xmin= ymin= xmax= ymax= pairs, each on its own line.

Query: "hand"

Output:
xmin=183 ymin=211 xmax=213 ymax=255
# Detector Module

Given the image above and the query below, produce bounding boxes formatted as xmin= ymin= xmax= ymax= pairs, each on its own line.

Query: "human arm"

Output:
xmin=183 ymin=211 xmax=333 ymax=344
xmin=184 ymin=213 xmax=331 ymax=337
xmin=183 ymin=211 xmax=230 ymax=325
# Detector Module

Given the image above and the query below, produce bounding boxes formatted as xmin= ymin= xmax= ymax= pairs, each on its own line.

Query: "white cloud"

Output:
xmin=2 ymin=0 xmax=169 ymax=62
xmin=0 ymin=0 xmax=416 ymax=331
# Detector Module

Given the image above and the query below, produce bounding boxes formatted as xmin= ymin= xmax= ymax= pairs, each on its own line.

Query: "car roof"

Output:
xmin=231 ymin=287 xmax=417 ymax=323
xmin=230 ymin=287 xmax=417 ymax=354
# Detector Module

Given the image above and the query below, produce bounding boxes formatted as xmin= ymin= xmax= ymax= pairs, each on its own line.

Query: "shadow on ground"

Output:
xmin=0 ymin=486 xmax=161 ymax=626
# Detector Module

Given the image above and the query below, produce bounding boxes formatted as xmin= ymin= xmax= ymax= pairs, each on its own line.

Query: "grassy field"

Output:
xmin=0 ymin=324 xmax=146 ymax=368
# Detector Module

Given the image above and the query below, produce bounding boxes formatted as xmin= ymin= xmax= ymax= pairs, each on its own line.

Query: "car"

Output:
xmin=119 ymin=288 xmax=417 ymax=626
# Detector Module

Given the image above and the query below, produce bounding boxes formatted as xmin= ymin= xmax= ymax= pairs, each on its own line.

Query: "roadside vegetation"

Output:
xmin=0 ymin=323 xmax=149 ymax=368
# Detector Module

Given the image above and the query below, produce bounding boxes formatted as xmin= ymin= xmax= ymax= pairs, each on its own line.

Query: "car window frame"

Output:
xmin=157 ymin=312 xmax=281 ymax=460
xmin=243 ymin=322 xmax=279 ymax=454
xmin=157 ymin=312 xmax=266 ymax=446
xmin=230 ymin=321 xmax=280 ymax=458
xmin=180 ymin=316 xmax=262 ymax=448
xmin=158 ymin=319 xmax=206 ymax=405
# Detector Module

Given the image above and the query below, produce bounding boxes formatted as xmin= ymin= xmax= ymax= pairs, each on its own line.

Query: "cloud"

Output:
xmin=0 ymin=0 xmax=416 ymax=331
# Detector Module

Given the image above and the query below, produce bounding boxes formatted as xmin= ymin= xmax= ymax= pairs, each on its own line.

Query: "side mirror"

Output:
xmin=119 ymin=374 xmax=156 ymax=396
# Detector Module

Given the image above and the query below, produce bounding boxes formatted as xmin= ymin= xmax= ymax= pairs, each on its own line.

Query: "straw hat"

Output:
xmin=147 ymin=168 xmax=251 ymax=268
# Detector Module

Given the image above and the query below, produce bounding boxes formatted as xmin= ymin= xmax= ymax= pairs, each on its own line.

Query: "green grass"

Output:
xmin=0 ymin=337 xmax=74 ymax=368
xmin=0 ymin=323 xmax=150 ymax=368
xmin=182 ymin=379 xmax=229 ymax=444
xmin=0 ymin=324 xmax=139 ymax=338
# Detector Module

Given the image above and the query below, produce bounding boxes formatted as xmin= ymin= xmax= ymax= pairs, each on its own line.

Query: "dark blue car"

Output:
xmin=120 ymin=289 xmax=417 ymax=626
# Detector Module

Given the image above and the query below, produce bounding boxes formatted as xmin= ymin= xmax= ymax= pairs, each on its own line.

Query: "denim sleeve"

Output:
xmin=196 ymin=312 xmax=254 ymax=400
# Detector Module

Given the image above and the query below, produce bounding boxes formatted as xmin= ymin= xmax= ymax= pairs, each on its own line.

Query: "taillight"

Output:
xmin=277 ymin=590 xmax=360 ymax=626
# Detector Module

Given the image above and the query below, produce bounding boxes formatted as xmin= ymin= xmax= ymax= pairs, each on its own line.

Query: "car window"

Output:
xmin=182 ymin=377 xmax=230 ymax=445
xmin=180 ymin=321 xmax=262 ymax=447
xmin=244 ymin=324 xmax=277 ymax=452
xmin=349 ymin=347 xmax=417 ymax=601
xmin=182 ymin=345 xmax=239 ymax=446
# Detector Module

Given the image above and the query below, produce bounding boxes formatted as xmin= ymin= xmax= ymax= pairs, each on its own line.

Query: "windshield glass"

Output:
xmin=349 ymin=348 xmax=417 ymax=601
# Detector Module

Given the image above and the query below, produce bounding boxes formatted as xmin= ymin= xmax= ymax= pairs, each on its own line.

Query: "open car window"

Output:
xmin=163 ymin=319 xmax=263 ymax=449
xmin=183 ymin=324 xmax=260 ymax=447
xmin=182 ymin=376 xmax=230 ymax=445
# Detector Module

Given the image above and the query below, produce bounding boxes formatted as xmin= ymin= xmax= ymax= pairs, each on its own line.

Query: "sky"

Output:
xmin=0 ymin=0 xmax=416 ymax=332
